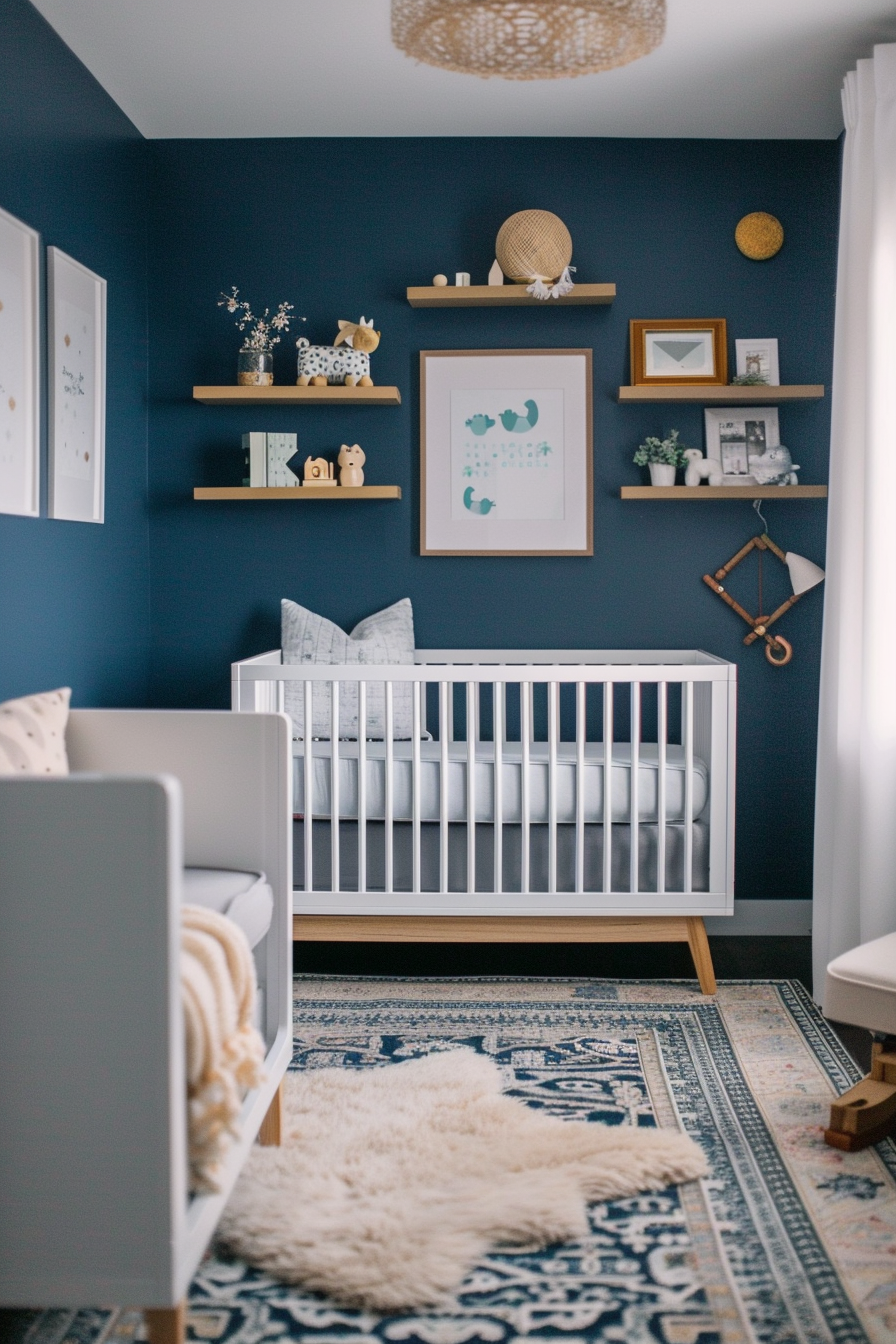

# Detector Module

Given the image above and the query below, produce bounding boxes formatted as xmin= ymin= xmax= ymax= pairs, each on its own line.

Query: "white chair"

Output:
xmin=823 ymin=932 xmax=896 ymax=1151
xmin=0 ymin=710 xmax=293 ymax=1344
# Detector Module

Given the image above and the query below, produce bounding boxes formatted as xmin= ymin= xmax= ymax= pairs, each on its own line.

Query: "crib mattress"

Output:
xmin=292 ymin=740 xmax=708 ymax=824
xmin=182 ymin=867 xmax=274 ymax=950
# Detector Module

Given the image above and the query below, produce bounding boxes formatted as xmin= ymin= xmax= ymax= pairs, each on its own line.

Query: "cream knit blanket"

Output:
xmin=181 ymin=904 xmax=266 ymax=1193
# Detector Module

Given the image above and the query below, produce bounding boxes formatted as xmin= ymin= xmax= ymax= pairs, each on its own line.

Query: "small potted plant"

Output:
xmin=633 ymin=429 xmax=689 ymax=487
xmin=218 ymin=287 xmax=302 ymax=386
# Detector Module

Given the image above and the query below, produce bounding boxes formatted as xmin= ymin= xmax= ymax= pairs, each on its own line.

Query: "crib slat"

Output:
xmin=412 ymin=678 xmax=421 ymax=894
xmin=548 ymin=681 xmax=558 ymax=896
xmin=439 ymin=681 xmax=449 ymax=894
xmin=493 ymin=680 xmax=503 ymax=894
xmin=466 ymin=680 xmax=476 ymax=895
xmin=330 ymin=681 xmax=340 ymax=894
xmin=630 ymin=681 xmax=641 ymax=895
xmin=575 ymin=681 xmax=586 ymax=894
xmin=385 ymin=682 xmax=394 ymax=895
xmin=657 ymin=681 xmax=667 ymax=896
xmin=603 ymin=681 xmax=614 ymax=894
xmin=683 ymin=680 xmax=694 ymax=895
xmin=521 ymin=677 xmax=531 ymax=894
xmin=304 ymin=680 xmax=313 ymax=896
xmin=276 ymin=679 xmax=285 ymax=714
xmin=358 ymin=681 xmax=367 ymax=895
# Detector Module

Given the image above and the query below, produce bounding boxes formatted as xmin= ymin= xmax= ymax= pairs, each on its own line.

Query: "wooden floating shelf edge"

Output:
xmin=194 ymin=486 xmax=402 ymax=500
xmin=620 ymin=485 xmax=828 ymax=500
xmin=617 ymin=384 xmax=824 ymax=403
xmin=192 ymin=385 xmax=402 ymax=405
xmin=407 ymin=283 xmax=616 ymax=307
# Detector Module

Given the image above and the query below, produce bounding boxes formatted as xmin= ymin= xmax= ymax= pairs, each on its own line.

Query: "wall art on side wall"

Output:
xmin=630 ymin=319 xmax=727 ymax=386
xmin=48 ymin=246 xmax=106 ymax=524
xmin=420 ymin=349 xmax=592 ymax=556
xmin=0 ymin=205 xmax=40 ymax=517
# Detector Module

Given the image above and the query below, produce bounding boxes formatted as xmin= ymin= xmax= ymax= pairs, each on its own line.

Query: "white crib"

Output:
xmin=232 ymin=649 xmax=736 ymax=991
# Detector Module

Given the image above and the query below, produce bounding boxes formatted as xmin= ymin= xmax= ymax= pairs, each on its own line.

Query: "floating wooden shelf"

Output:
xmin=192 ymin=385 xmax=401 ymax=406
xmin=617 ymin=384 xmax=824 ymax=404
xmin=407 ymin=283 xmax=616 ymax=308
xmin=194 ymin=486 xmax=401 ymax=500
xmin=620 ymin=485 xmax=827 ymax=500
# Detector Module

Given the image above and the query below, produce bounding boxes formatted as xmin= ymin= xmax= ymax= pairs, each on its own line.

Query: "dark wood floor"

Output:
xmin=294 ymin=935 xmax=872 ymax=1071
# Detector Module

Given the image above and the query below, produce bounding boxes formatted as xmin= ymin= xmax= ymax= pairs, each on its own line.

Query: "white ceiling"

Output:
xmin=31 ymin=0 xmax=896 ymax=139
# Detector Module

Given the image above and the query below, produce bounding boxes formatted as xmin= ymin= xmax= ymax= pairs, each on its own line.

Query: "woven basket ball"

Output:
xmin=496 ymin=210 xmax=573 ymax=284
xmin=735 ymin=212 xmax=784 ymax=261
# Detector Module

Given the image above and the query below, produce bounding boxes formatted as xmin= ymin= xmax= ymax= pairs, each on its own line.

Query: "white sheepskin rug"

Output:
xmin=218 ymin=1048 xmax=707 ymax=1311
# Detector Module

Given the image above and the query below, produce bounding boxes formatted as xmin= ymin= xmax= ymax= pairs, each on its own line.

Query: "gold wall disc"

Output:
xmin=735 ymin=212 xmax=784 ymax=260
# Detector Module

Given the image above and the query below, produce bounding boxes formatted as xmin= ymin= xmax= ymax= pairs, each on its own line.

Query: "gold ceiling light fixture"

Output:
xmin=391 ymin=0 xmax=666 ymax=81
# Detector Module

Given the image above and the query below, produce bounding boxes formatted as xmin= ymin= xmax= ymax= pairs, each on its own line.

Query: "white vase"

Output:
xmin=649 ymin=462 xmax=676 ymax=487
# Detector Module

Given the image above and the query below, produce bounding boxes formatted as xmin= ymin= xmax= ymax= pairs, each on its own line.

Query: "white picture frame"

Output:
xmin=420 ymin=349 xmax=593 ymax=556
xmin=705 ymin=406 xmax=780 ymax=483
xmin=0 ymin=204 xmax=40 ymax=517
xmin=48 ymin=246 xmax=106 ymax=523
xmin=735 ymin=338 xmax=780 ymax=386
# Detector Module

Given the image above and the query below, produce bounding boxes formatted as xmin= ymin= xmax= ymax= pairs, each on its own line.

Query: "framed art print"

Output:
xmin=48 ymin=246 xmax=106 ymax=523
xmin=0 ymin=204 xmax=40 ymax=517
xmin=735 ymin=338 xmax=780 ymax=385
xmin=630 ymin=319 xmax=727 ymax=386
xmin=420 ymin=349 xmax=593 ymax=556
xmin=705 ymin=406 xmax=780 ymax=480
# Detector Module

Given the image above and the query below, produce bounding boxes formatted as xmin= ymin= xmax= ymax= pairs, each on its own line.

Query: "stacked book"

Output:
xmin=242 ymin=433 xmax=301 ymax=487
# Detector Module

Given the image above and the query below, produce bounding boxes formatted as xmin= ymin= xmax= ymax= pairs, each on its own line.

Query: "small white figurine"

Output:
xmin=683 ymin=448 xmax=724 ymax=487
xmin=749 ymin=445 xmax=800 ymax=486
xmin=338 ymin=443 xmax=366 ymax=487
xmin=455 ymin=272 xmax=470 ymax=286
xmin=488 ymin=259 xmax=504 ymax=286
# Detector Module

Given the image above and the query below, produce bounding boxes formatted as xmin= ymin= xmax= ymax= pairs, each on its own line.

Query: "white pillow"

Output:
xmin=281 ymin=598 xmax=415 ymax=739
xmin=0 ymin=688 xmax=71 ymax=775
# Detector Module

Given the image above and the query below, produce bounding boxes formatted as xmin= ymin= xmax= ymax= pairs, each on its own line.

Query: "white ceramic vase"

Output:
xmin=649 ymin=462 xmax=676 ymax=487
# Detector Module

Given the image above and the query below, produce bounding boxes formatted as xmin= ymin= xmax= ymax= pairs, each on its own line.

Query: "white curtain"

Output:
xmin=814 ymin=44 xmax=896 ymax=999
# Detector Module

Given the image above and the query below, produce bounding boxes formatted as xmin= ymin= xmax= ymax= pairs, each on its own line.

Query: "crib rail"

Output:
xmin=233 ymin=650 xmax=735 ymax=917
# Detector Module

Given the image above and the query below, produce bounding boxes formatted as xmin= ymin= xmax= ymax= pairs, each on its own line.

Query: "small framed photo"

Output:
xmin=420 ymin=348 xmax=593 ymax=556
xmin=48 ymin=246 xmax=106 ymax=524
xmin=630 ymin=319 xmax=727 ymax=386
xmin=0 ymin=204 xmax=40 ymax=517
xmin=735 ymin=338 xmax=780 ymax=385
xmin=705 ymin=407 xmax=779 ymax=481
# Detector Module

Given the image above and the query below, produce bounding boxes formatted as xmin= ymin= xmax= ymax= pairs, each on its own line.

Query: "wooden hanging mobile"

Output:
xmin=703 ymin=530 xmax=804 ymax=667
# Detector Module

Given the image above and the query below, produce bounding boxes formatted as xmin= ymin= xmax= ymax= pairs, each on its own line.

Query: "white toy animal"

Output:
xmin=338 ymin=443 xmax=366 ymax=487
xmin=748 ymin=445 xmax=800 ymax=486
xmin=684 ymin=448 xmax=724 ymax=487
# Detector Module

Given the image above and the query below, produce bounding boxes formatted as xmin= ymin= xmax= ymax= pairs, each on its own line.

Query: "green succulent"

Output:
xmin=633 ymin=429 xmax=690 ymax=467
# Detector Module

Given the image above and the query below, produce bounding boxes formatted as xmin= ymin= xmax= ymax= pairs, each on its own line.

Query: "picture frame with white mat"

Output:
xmin=0 ymin=204 xmax=40 ymax=518
xmin=47 ymin=246 xmax=106 ymax=524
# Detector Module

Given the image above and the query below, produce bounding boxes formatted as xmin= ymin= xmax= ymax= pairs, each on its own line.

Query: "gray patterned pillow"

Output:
xmin=0 ymin=688 xmax=71 ymax=775
xmin=281 ymin=598 xmax=415 ymax=739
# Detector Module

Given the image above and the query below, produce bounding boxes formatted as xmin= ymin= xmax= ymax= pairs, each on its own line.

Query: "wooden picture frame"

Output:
xmin=48 ymin=246 xmax=107 ymax=524
xmin=0 ymin=205 xmax=40 ymax=517
xmin=630 ymin=318 xmax=728 ymax=386
xmin=420 ymin=348 xmax=593 ymax=556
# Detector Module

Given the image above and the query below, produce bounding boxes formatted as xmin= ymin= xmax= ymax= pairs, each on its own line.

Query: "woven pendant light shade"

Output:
xmin=391 ymin=0 xmax=666 ymax=80
xmin=496 ymin=210 xmax=573 ymax=283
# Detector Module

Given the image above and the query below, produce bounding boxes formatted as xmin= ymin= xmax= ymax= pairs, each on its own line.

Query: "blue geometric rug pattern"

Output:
xmin=3 ymin=978 xmax=895 ymax=1344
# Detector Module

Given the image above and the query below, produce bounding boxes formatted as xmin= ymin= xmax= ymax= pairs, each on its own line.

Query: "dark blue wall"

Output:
xmin=0 ymin=0 xmax=149 ymax=706
xmin=147 ymin=137 xmax=838 ymax=902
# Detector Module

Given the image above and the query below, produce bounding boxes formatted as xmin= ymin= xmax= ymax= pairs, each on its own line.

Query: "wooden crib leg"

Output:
xmin=145 ymin=1302 xmax=185 ymax=1344
xmin=686 ymin=917 xmax=717 ymax=995
xmin=258 ymin=1079 xmax=284 ymax=1146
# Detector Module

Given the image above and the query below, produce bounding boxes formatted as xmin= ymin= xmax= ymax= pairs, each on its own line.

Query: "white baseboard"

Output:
xmin=705 ymin=900 xmax=812 ymax=936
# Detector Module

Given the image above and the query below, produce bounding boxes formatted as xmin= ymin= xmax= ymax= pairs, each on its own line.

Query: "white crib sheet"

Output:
xmin=292 ymin=740 xmax=708 ymax=824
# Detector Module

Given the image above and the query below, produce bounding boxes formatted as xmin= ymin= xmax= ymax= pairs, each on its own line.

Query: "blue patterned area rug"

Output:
xmin=3 ymin=978 xmax=896 ymax=1344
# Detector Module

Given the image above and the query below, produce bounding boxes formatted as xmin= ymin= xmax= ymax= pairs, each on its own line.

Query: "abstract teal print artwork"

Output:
xmin=451 ymin=388 xmax=565 ymax=522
